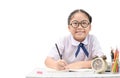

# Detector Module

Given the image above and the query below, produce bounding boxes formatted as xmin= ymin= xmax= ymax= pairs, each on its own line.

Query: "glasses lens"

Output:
xmin=71 ymin=20 xmax=79 ymax=28
xmin=81 ymin=20 xmax=89 ymax=28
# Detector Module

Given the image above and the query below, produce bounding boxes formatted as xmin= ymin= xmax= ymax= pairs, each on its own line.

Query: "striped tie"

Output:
xmin=75 ymin=43 xmax=89 ymax=57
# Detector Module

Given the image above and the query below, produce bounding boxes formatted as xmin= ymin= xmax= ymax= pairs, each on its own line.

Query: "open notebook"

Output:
xmin=45 ymin=67 xmax=93 ymax=72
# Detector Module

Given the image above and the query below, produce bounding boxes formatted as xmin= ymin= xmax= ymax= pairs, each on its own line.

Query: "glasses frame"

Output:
xmin=70 ymin=20 xmax=90 ymax=28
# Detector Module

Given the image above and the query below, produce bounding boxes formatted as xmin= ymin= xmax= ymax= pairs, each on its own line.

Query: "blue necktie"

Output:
xmin=75 ymin=43 xmax=89 ymax=57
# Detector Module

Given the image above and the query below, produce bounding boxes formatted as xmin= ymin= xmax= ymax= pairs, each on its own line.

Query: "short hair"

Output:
xmin=68 ymin=9 xmax=92 ymax=25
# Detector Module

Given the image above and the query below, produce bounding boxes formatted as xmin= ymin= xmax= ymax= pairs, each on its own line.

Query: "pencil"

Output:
xmin=55 ymin=43 xmax=62 ymax=59
xmin=111 ymin=49 xmax=114 ymax=62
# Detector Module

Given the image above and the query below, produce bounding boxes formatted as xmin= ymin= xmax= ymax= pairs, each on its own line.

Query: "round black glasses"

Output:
xmin=70 ymin=20 xmax=90 ymax=28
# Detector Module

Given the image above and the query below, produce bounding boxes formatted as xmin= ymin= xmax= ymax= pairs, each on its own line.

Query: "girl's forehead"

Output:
xmin=71 ymin=12 xmax=89 ymax=21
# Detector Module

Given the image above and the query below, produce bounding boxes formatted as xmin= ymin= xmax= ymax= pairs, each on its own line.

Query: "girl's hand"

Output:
xmin=55 ymin=60 xmax=68 ymax=70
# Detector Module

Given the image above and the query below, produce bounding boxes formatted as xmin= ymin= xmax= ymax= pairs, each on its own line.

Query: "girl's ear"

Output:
xmin=89 ymin=25 xmax=91 ymax=31
xmin=68 ymin=25 xmax=70 ymax=28
xmin=68 ymin=25 xmax=71 ymax=31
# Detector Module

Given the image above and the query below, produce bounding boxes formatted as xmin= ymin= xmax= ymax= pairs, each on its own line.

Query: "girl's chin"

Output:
xmin=75 ymin=36 xmax=85 ymax=41
xmin=75 ymin=34 xmax=84 ymax=38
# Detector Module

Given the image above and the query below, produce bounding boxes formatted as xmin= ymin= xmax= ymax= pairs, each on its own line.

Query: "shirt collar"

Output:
xmin=71 ymin=34 xmax=88 ymax=46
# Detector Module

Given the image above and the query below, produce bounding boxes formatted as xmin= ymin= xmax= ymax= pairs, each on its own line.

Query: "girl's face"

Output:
xmin=68 ymin=12 xmax=91 ymax=42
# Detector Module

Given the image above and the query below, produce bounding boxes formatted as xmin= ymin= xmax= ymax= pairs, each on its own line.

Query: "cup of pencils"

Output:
xmin=111 ymin=48 xmax=119 ymax=73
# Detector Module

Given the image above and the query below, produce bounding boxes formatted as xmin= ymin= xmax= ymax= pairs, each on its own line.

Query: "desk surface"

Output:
xmin=26 ymin=68 xmax=120 ymax=78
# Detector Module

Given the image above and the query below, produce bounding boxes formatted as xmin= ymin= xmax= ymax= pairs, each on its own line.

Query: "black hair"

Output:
xmin=68 ymin=9 xmax=92 ymax=25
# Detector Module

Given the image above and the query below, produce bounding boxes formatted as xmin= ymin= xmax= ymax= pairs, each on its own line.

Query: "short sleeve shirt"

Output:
xmin=47 ymin=34 xmax=104 ymax=64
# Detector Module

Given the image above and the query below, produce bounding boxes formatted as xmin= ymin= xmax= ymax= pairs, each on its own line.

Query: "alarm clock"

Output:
xmin=91 ymin=55 xmax=108 ymax=73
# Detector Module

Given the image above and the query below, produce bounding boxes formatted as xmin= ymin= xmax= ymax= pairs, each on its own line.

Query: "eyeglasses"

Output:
xmin=70 ymin=20 xmax=90 ymax=28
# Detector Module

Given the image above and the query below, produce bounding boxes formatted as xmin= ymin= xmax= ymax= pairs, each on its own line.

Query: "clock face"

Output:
xmin=92 ymin=58 xmax=103 ymax=70
xmin=91 ymin=56 xmax=108 ymax=73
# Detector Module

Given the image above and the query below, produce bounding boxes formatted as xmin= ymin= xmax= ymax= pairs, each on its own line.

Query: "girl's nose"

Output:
xmin=77 ymin=24 xmax=83 ymax=29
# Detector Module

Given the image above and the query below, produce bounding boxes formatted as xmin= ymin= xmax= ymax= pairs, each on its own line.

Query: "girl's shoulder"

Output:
xmin=59 ymin=34 xmax=71 ymax=42
xmin=88 ymin=34 xmax=98 ymax=40
xmin=87 ymin=34 xmax=100 ymax=44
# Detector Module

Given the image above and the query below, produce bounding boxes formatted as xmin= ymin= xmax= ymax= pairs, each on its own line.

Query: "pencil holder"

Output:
xmin=110 ymin=48 xmax=119 ymax=73
xmin=111 ymin=60 xmax=119 ymax=73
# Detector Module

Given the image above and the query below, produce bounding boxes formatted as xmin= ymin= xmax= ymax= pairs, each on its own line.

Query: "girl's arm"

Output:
xmin=44 ymin=56 xmax=68 ymax=70
xmin=65 ymin=61 xmax=92 ymax=69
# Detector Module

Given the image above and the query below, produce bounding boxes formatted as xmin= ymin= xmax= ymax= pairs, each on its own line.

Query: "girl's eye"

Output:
xmin=73 ymin=22 xmax=78 ymax=25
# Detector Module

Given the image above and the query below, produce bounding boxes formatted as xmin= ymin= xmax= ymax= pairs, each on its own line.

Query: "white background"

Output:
xmin=0 ymin=0 xmax=120 ymax=78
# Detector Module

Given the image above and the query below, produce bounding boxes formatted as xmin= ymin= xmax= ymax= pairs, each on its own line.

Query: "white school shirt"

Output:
xmin=48 ymin=34 xmax=104 ymax=64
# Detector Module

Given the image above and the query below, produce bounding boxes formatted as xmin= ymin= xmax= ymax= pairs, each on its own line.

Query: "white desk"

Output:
xmin=26 ymin=68 xmax=120 ymax=78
